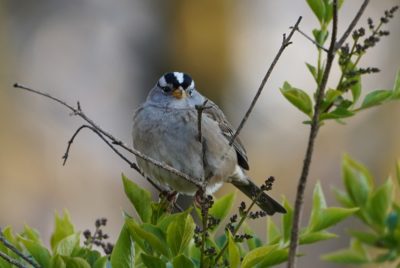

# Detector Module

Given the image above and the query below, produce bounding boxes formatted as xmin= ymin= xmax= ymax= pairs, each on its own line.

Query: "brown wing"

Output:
xmin=202 ymin=99 xmax=250 ymax=170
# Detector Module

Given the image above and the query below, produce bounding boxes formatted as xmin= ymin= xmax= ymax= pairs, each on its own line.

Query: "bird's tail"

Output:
xmin=231 ymin=179 xmax=286 ymax=215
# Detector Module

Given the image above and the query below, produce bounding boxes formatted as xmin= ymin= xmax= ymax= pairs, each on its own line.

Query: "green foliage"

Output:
xmin=324 ymin=156 xmax=400 ymax=265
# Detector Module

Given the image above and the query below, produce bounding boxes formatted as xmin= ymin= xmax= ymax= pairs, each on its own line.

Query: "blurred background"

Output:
xmin=0 ymin=0 xmax=399 ymax=267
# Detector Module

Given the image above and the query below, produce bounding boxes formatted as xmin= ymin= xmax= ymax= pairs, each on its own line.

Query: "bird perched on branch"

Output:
xmin=132 ymin=72 xmax=286 ymax=215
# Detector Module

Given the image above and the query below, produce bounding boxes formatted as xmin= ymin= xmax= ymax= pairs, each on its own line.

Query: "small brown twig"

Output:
xmin=291 ymin=26 xmax=329 ymax=52
xmin=287 ymin=1 xmax=339 ymax=267
xmin=0 ymin=251 xmax=27 ymax=268
xmin=229 ymin=16 xmax=302 ymax=146
xmin=13 ymin=83 xmax=202 ymax=190
xmin=0 ymin=228 xmax=40 ymax=268
xmin=335 ymin=0 xmax=370 ymax=50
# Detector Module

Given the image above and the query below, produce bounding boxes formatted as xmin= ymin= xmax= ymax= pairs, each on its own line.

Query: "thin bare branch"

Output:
xmin=13 ymin=83 xmax=202 ymax=189
xmin=336 ymin=0 xmax=370 ymax=50
xmin=229 ymin=16 xmax=302 ymax=146
xmin=194 ymin=100 xmax=209 ymax=143
xmin=0 ymin=228 xmax=40 ymax=268
xmin=287 ymin=2 xmax=339 ymax=268
xmin=291 ymin=26 xmax=329 ymax=52
xmin=0 ymin=251 xmax=27 ymax=268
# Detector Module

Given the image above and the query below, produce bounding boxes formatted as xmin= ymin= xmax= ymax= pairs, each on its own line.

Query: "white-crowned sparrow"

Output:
xmin=132 ymin=72 xmax=285 ymax=215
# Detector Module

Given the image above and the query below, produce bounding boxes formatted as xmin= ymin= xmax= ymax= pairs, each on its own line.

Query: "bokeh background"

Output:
xmin=0 ymin=0 xmax=399 ymax=267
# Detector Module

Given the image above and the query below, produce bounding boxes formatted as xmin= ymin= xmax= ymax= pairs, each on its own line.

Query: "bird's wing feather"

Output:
xmin=202 ymin=99 xmax=250 ymax=170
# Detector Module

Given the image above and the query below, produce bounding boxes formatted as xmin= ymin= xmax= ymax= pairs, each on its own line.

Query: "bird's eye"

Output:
xmin=161 ymin=86 xmax=171 ymax=93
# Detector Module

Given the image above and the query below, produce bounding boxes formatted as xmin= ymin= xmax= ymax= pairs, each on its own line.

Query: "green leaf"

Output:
xmin=242 ymin=245 xmax=288 ymax=268
xmin=63 ymin=257 xmax=91 ymax=268
xmin=324 ymin=0 xmax=345 ymax=24
xmin=366 ymin=178 xmax=393 ymax=226
xmin=322 ymin=249 xmax=369 ymax=264
xmin=54 ymin=233 xmax=80 ymax=256
xmin=172 ymin=255 xmax=195 ymax=268
xmin=312 ymin=29 xmax=329 ymax=47
xmin=126 ymin=219 xmax=170 ymax=258
xmin=167 ymin=210 xmax=195 ymax=256
xmin=122 ymin=174 xmax=152 ymax=223
xmin=342 ymin=155 xmax=373 ymax=207
xmin=306 ymin=0 xmax=326 ymax=23
xmin=350 ymin=76 xmax=362 ymax=103
xmin=93 ymin=256 xmax=108 ymax=268
xmin=51 ymin=255 xmax=66 ymax=268
xmin=320 ymin=107 xmax=355 ymax=121
xmin=309 ymin=207 xmax=358 ymax=232
xmin=50 ymin=211 xmax=75 ymax=250
xmin=391 ymin=69 xmax=400 ymax=99
xmin=306 ymin=63 xmax=318 ymax=82
xmin=299 ymin=231 xmax=337 ymax=245
xmin=140 ymin=253 xmax=166 ymax=268
xmin=309 ymin=181 xmax=327 ymax=229
xmin=208 ymin=192 xmax=236 ymax=233
xmin=321 ymin=89 xmax=342 ymax=110
xmin=228 ymin=232 xmax=241 ymax=268
xmin=111 ymin=223 xmax=134 ymax=268
xmin=332 ymin=187 xmax=354 ymax=208
xmin=244 ymin=225 xmax=262 ymax=250
xmin=280 ymin=81 xmax=313 ymax=117
xmin=21 ymin=225 xmax=41 ymax=243
xmin=348 ymin=230 xmax=378 ymax=246
xmin=282 ymin=197 xmax=293 ymax=243
xmin=19 ymin=237 xmax=51 ymax=268
xmin=267 ymin=217 xmax=281 ymax=245
xmin=360 ymin=90 xmax=392 ymax=109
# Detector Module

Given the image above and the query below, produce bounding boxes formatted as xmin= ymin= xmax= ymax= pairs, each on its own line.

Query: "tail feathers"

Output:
xmin=231 ymin=179 xmax=286 ymax=215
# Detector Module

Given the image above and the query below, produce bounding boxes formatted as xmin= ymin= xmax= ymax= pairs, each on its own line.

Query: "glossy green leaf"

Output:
xmin=111 ymin=223 xmax=134 ymax=268
xmin=350 ymin=76 xmax=362 ymax=103
xmin=267 ymin=217 xmax=281 ymax=245
xmin=299 ymin=231 xmax=337 ymax=245
xmin=242 ymin=246 xmax=288 ymax=268
xmin=312 ymin=29 xmax=329 ymax=46
xmin=282 ymin=197 xmax=293 ymax=243
xmin=50 ymin=211 xmax=75 ymax=250
xmin=342 ymin=155 xmax=373 ymax=206
xmin=208 ymin=192 xmax=236 ymax=233
xmin=122 ymin=174 xmax=152 ymax=223
xmin=309 ymin=207 xmax=358 ymax=232
xmin=391 ymin=69 xmax=400 ymax=99
xmin=360 ymin=90 xmax=392 ymax=109
xmin=126 ymin=219 xmax=170 ymax=258
xmin=306 ymin=62 xmax=318 ymax=82
xmin=93 ymin=256 xmax=108 ymax=268
xmin=309 ymin=181 xmax=327 ymax=229
xmin=306 ymin=0 xmax=326 ymax=23
xmin=172 ymin=255 xmax=195 ymax=268
xmin=21 ymin=225 xmax=41 ymax=243
xmin=332 ymin=187 xmax=354 ymax=208
xmin=280 ymin=81 xmax=313 ymax=117
xmin=228 ymin=232 xmax=241 ymax=268
xmin=321 ymin=89 xmax=342 ymax=110
xmin=167 ymin=210 xmax=195 ymax=256
xmin=63 ymin=257 xmax=91 ymax=268
xmin=366 ymin=178 xmax=393 ymax=226
xmin=322 ymin=248 xmax=369 ymax=264
xmin=320 ymin=107 xmax=355 ymax=121
xmin=19 ymin=237 xmax=51 ymax=268
xmin=54 ymin=233 xmax=80 ymax=256
xmin=51 ymin=255 xmax=66 ymax=268
xmin=348 ymin=230 xmax=378 ymax=246
xmin=140 ymin=253 xmax=166 ymax=268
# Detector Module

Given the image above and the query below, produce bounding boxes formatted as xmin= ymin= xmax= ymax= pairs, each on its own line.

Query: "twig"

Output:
xmin=335 ymin=0 xmax=370 ymax=50
xmin=13 ymin=83 xmax=202 ymax=189
xmin=287 ymin=1 xmax=339 ymax=268
xmin=0 ymin=228 xmax=40 ymax=268
xmin=0 ymin=251 xmax=27 ymax=268
xmin=229 ymin=16 xmax=302 ymax=146
xmin=291 ymin=26 xmax=329 ymax=52
xmin=62 ymin=124 xmax=184 ymax=212
xmin=194 ymin=100 xmax=210 ymax=143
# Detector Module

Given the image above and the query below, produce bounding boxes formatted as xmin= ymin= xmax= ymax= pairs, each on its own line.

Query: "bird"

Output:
xmin=132 ymin=71 xmax=286 ymax=215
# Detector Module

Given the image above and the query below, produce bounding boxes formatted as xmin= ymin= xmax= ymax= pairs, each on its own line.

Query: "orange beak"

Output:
xmin=172 ymin=87 xmax=187 ymax=99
